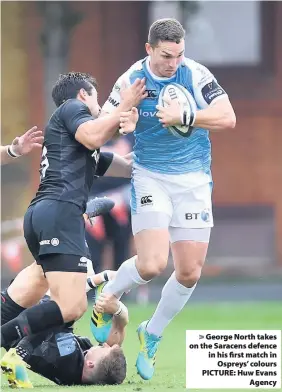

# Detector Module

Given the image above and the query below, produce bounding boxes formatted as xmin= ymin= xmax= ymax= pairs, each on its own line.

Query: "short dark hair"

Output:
xmin=88 ymin=347 xmax=127 ymax=385
xmin=148 ymin=18 xmax=185 ymax=47
xmin=52 ymin=72 xmax=97 ymax=107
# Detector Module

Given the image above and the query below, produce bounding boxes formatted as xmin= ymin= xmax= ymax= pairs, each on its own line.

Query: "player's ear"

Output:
xmin=145 ymin=43 xmax=152 ymax=56
xmin=77 ymin=88 xmax=88 ymax=101
xmin=86 ymin=360 xmax=95 ymax=369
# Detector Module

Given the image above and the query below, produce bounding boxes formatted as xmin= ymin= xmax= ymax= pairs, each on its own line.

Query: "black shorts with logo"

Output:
xmin=23 ymin=200 xmax=89 ymax=273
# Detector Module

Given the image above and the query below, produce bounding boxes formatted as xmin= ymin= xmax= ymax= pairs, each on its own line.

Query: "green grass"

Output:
xmin=1 ymin=301 xmax=282 ymax=391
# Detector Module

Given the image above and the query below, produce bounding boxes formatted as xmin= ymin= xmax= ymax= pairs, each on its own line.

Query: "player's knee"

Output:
xmin=137 ymin=254 xmax=167 ymax=279
xmin=176 ymin=262 xmax=203 ymax=287
xmin=62 ymin=306 xmax=87 ymax=323
xmin=59 ymin=297 xmax=88 ymax=322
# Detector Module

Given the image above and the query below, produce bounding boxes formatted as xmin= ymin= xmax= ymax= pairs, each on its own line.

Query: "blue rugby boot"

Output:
xmin=136 ymin=320 xmax=162 ymax=380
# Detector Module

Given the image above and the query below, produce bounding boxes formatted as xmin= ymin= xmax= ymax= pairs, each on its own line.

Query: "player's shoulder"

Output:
xmin=125 ymin=58 xmax=145 ymax=75
xmin=128 ymin=58 xmax=145 ymax=73
xmin=116 ymin=58 xmax=145 ymax=84
xmin=61 ymin=98 xmax=88 ymax=111
xmin=182 ymin=57 xmax=216 ymax=88
xmin=58 ymin=99 xmax=90 ymax=118
xmin=182 ymin=57 xmax=212 ymax=77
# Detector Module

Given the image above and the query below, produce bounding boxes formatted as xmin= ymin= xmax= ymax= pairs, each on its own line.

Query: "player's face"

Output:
xmin=79 ymin=86 xmax=101 ymax=117
xmin=86 ymin=86 xmax=101 ymax=117
xmin=146 ymin=39 xmax=185 ymax=77
xmin=84 ymin=343 xmax=119 ymax=366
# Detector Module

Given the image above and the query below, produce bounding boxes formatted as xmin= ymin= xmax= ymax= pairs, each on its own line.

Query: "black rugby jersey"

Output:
xmin=31 ymin=99 xmax=99 ymax=212
xmin=18 ymin=328 xmax=93 ymax=385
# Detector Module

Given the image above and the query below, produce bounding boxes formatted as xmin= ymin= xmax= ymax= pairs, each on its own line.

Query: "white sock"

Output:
xmin=103 ymin=256 xmax=149 ymax=299
xmin=146 ymin=272 xmax=197 ymax=337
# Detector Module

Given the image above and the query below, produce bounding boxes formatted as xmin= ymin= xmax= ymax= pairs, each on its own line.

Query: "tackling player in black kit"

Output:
xmin=1 ymin=72 xmax=146 ymax=372
xmin=1 ymin=200 xmax=128 ymax=387
xmin=1 ymin=270 xmax=129 ymax=387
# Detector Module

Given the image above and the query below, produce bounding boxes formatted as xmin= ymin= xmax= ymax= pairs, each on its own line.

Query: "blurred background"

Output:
xmin=1 ymin=0 xmax=282 ymax=303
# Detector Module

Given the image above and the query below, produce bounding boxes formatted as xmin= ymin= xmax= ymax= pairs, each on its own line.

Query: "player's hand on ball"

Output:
xmin=95 ymin=293 xmax=120 ymax=315
xmin=119 ymin=107 xmax=139 ymax=135
xmin=156 ymin=98 xmax=182 ymax=127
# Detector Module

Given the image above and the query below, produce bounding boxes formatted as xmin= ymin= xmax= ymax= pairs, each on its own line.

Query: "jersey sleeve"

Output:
xmin=101 ymin=72 xmax=130 ymax=114
xmin=60 ymin=99 xmax=95 ymax=136
xmin=191 ymin=62 xmax=228 ymax=109
xmin=96 ymin=152 xmax=114 ymax=176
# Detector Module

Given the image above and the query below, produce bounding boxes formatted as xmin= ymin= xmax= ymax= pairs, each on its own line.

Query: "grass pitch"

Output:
xmin=1 ymin=301 xmax=281 ymax=391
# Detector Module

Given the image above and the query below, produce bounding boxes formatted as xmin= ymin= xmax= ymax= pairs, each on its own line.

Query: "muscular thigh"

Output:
xmin=134 ymin=227 xmax=170 ymax=279
xmin=171 ymin=240 xmax=209 ymax=276
xmin=8 ymin=262 xmax=48 ymax=308
xmin=46 ymin=269 xmax=87 ymax=320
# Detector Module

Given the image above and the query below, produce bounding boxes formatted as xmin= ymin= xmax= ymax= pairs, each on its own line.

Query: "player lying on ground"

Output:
xmin=1 ymin=272 xmax=128 ymax=387
xmin=0 ymin=197 xmax=126 ymax=387
xmin=1 ymin=126 xmax=43 ymax=165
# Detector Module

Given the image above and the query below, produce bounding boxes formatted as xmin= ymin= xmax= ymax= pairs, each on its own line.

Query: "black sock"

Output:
xmin=1 ymin=290 xmax=26 ymax=326
xmin=16 ymin=346 xmax=29 ymax=361
xmin=1 ymin=300 xmax=64 ymax=348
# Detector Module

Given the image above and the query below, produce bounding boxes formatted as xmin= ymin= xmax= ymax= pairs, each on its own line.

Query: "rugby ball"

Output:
xmin=158 ymin=83 xmax=197 ymax=138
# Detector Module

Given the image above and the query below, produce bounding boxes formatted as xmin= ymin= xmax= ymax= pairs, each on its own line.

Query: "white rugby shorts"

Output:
xmin=131 ymin=164 xmax=214 ymax=237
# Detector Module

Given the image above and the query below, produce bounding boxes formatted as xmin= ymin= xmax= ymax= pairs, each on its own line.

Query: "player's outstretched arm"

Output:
xmin=94 ymin=293 xmax=129 ymax=347
xmin=1 ymin=126 xmax=43 ymax=165
xmin=103 ymin=153 xmax=133 ymax=178
xmin=75 ymin=80 xmax=146 ymax=150
xmin=94 ymin=151 xmax=133 ymax=179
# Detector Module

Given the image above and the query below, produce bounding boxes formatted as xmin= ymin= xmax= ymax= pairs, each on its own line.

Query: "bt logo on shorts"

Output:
xmin=141 ymin=195 xmax=153 ymax=205
xmin=185 ymin=212 xmax=199 ymax=220
xmin=201 ymin=208 xmax=211 ymax=222
xmin=185 ymin=209 xmax=211 ymax=222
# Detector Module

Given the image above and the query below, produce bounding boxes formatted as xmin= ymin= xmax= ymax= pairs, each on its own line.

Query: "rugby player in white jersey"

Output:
xmin=93 ymin=18 xmax=236 ymax=380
